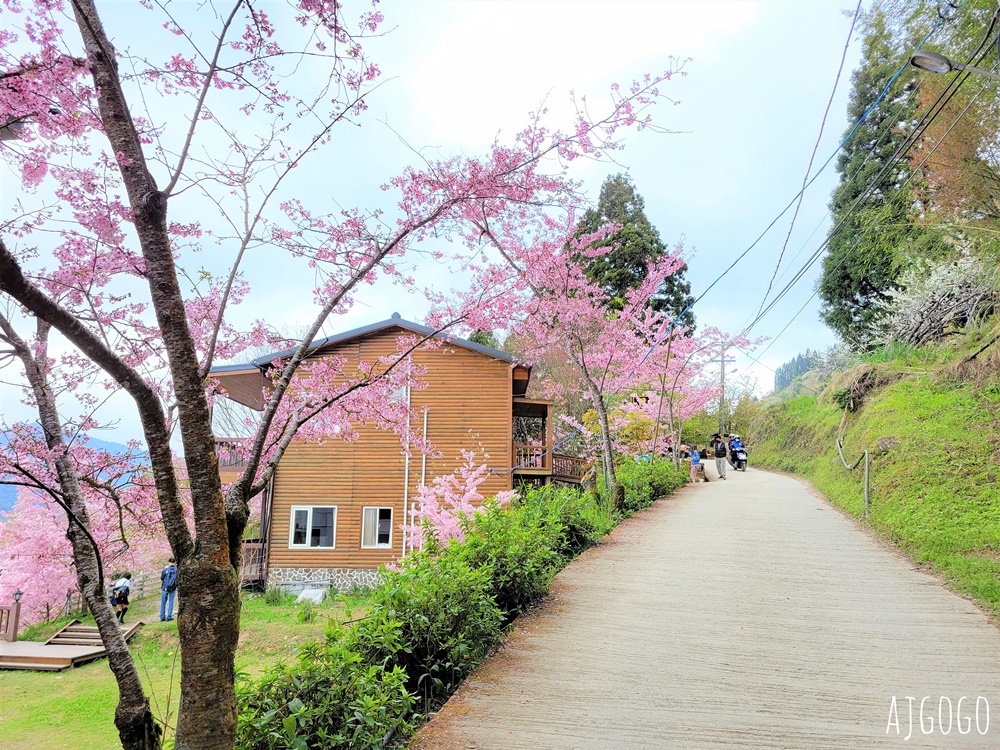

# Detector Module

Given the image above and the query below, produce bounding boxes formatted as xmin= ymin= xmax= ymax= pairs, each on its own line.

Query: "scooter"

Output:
xmin=731 ymin=446 xmax=748 ymax=472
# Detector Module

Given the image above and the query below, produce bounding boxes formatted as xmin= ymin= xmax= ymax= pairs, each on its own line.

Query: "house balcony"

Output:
xmin=511 ymin=397 xmax=587 ymax=484
xmin=215 ymin=438 xmax=248 ymax=477
xmin=511 ymin=443 xmax=587 ymax=483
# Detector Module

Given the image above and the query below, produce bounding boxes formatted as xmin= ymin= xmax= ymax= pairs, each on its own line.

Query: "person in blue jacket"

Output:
xmin=689 ymin=445 xmax=709 ymax=483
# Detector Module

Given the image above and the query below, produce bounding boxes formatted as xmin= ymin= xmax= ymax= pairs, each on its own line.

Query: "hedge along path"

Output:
xmin=411 ymin=469 xmax=1000 ymax=749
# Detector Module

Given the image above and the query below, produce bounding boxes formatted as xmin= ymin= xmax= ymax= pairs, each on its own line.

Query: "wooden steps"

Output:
xmin=45 ymin=619 xmax=143 ymax=647
xmin=0 ymin=619 xmax=144 ymax=671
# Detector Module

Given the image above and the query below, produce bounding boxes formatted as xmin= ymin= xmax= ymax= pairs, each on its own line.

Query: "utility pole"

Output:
xmin=712 ymin=345 xmax=737 ymax=435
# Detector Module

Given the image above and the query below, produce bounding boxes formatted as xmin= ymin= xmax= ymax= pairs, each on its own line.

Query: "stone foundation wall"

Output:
xmin=267 ymin=567 xmax=382 ymax=592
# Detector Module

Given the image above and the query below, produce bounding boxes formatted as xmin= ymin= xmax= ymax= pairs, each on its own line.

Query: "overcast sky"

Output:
xmin=245 ymin=0 xmax=863 ymax=393
xmin=1 ymin=0 xmax=872 ymax=442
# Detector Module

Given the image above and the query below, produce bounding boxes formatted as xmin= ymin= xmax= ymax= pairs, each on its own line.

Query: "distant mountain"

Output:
xmin=0 ymin=434 xmax=132 ymax=514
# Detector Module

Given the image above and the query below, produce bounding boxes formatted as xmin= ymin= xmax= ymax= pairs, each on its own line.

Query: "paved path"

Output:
xmin=412 ymin=469 xmax=1000 ymax=749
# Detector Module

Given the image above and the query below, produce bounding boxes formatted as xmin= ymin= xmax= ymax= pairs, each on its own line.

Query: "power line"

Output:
xmin=754 ymin=0 xmax=864 ymax=321
xmin=498 ymin=3 xmax=971 ymax=471
xmin=674 ymin=13 xmax=950 ymax=322
xmin=744 ymin=66 xmax=997 ymax=367
xmin=739 ymin=4 xmax=1000 ymax=342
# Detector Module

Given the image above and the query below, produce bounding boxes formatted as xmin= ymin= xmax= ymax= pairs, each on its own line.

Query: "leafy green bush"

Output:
xmin=549 ymin=484 xmax=615 ymax=553
xmin=239 ymin=462 xmax=686 ymax=748
xmin=262 ymin=585 xmax=293 ymax=606
xmin=456 ymin=496 xmax=565 ymax=622
xmin=236 ymin=639 xmax=414 ymax=750
xmin=347 ymin=549 xmax=503 ymax=710
xmin=616 ymin=456 xmax=685 ymax=513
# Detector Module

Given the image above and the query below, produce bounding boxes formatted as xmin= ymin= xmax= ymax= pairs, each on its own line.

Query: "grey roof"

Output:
xmin=209 ymin=313 xmax=511 ymax=375
xmin=209 ymin=363 xmax=262 ymax=373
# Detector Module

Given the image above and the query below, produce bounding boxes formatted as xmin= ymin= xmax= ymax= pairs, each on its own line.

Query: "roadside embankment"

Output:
xmin=748 ymin=369 xmax=1000 ymax=614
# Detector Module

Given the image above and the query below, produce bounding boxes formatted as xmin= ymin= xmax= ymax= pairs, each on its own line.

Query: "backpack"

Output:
xmin=162 ymin=566 xmax=178 ymax=594
xmin=714 ymin=441 xmax=727 ymax=458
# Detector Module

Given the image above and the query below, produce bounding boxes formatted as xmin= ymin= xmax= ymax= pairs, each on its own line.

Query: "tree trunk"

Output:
xmin=581 ymin=374 xmax=621 ymax=508
xmin=172 ymin=559 xmax=241 ymax=750
xmin=3 ymin=318 xmax=161 ymax=750
xmin=69 ymin=3 xmax=246 ymax=746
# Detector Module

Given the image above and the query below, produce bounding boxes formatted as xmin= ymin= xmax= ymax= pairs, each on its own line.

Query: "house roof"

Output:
xmin=208 ymin=313 xmax=513 ymax=378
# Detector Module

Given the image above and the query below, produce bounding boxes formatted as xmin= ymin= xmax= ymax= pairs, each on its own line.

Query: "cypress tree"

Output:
xmin=577 ymin=174 xmax=696 ymax=328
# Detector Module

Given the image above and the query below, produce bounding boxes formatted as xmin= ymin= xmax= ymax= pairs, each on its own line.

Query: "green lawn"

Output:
xmin=0 ymin=589 xmax=369 ymax=749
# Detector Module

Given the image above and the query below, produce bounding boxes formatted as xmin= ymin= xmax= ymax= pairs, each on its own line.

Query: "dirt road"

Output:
xmin=411 ymin=469 xmax=1000 ymax=749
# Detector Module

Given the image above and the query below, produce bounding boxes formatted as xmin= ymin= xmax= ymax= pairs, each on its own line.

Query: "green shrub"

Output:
xmin=616 ymin=456 xmax=684 ymax=513
xmin=348 ymin=549 xmax=504 ymax=710
xmin=238 ymin=461 xmax=687 ymax=748
xmin=550 ymin=484 xmax=616 ymax=553
xmin=263 ymin=585 xmax=292 ymax=606
xmin=456 ymin=497 xmax=565 ymax=622
xmin=236 ymin=639 xmax=414 ymax=750
xmin=297 ymin=602 xmax=317 ymax=624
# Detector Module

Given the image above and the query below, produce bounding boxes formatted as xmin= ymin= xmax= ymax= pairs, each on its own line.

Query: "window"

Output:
xmin=289 ymin=506 xmax=337 ymax=549
xmin=361 ymin=507 xmax=393 ymax=549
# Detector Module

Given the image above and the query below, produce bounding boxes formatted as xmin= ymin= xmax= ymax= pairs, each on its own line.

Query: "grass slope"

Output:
xmin=750 ymin=371 xmax=1000 ymax=614
xmin=0 ymin=590 xmax=369 ymax=749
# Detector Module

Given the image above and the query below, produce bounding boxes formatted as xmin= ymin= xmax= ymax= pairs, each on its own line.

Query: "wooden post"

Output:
xmin=1 ymin=603 xmax=22 ymax=642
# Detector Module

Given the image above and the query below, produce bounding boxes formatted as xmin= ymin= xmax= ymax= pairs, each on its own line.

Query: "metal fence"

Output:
xmin=836 ymin=438 xmax=870 ymax=517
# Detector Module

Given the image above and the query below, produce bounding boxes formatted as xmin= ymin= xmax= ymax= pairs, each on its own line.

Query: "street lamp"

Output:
xmin=910 ymin=50 xmax=1000 ymax=82
xmin=13 ymin=589 xmax=23 ymax=603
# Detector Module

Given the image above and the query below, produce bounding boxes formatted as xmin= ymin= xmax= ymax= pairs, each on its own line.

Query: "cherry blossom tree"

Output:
xmin=429 ymin=217 xmax=687 ymax=505
xmin=644 ymin=326 xmax=739 ymax=468
xmin=0 ymin=2 xmax=681 ymax=748
xmin=0 ymin=433 xmax=169 ymax=629
xmin=402 ymin=448 xmax=516 ymax=551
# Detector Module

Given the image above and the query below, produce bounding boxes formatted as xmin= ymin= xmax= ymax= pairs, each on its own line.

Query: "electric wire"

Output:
xmin=739 ymin=66 xmax=996 ymax=368
xmin=497 ymin=3 xmax=973 ymax=472
xmin=739 ymin=15 xmax=999 ymax=343
xmin=754 ymin=0 xmax=864 ymax=321
xmin=673 ymin=13 xmax=949 ymax=322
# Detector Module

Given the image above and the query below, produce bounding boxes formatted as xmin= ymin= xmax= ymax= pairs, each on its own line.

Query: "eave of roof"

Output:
xmin=208 ymin=314 xmax=514 ymax=377
xmin=208 ymin=363 xmax=262 ymax=374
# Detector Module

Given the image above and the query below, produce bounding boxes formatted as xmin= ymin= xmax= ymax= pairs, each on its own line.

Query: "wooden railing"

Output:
xmin=552 ymin=453 xmax=587 ymax=482
xmin=513 ymin=443 xmax=549 ymax=470
xmin=241 ymin=540 xmax=267 ymax=585
xmin=215 ymin=438 xmax=248 ymax=471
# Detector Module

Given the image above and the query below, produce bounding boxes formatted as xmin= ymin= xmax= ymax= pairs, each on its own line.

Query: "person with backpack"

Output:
xmin=111 ymin=572 xmax=132 ymax=623
xmin=711 ymin=433 xmax=728 ymax=480
xmin=160 ymin=557 xmax=178 ymax=622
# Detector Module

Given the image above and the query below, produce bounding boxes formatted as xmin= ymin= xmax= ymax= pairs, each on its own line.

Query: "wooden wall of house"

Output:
xmin=267 ymin=328 xmax=513 ymax=571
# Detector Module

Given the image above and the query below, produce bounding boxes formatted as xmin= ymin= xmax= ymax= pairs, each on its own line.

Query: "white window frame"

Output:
xmin=360 ymin=506 xmax=393 ymax=549
xmin=288 ymin=505 xmax=338 ymax=549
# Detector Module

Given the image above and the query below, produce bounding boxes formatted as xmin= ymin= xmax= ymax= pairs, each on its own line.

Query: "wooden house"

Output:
xmin=209 ymin=314 xmax=585 ymax=590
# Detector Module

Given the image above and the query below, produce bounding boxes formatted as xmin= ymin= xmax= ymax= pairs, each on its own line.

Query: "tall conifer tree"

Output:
xmin=577 ymin=174 xmax=696 ymax=329
xmin=819 ymin=7 xmax=917 ymax=345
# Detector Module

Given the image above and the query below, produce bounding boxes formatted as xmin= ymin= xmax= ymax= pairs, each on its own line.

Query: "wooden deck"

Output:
xmin=512 ymin=445 xmax=588 ymax=484
xmin=0 ymin=619 xmax=143 ymax=672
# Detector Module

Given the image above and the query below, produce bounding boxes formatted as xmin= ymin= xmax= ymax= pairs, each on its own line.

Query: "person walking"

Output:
xmin=160 ymin=557 xmax=178 ymax=622
xmin=111 ymin=572 xmax=132 ymax=623
xmin=711 ymin=434 xmax=728 ymax=480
